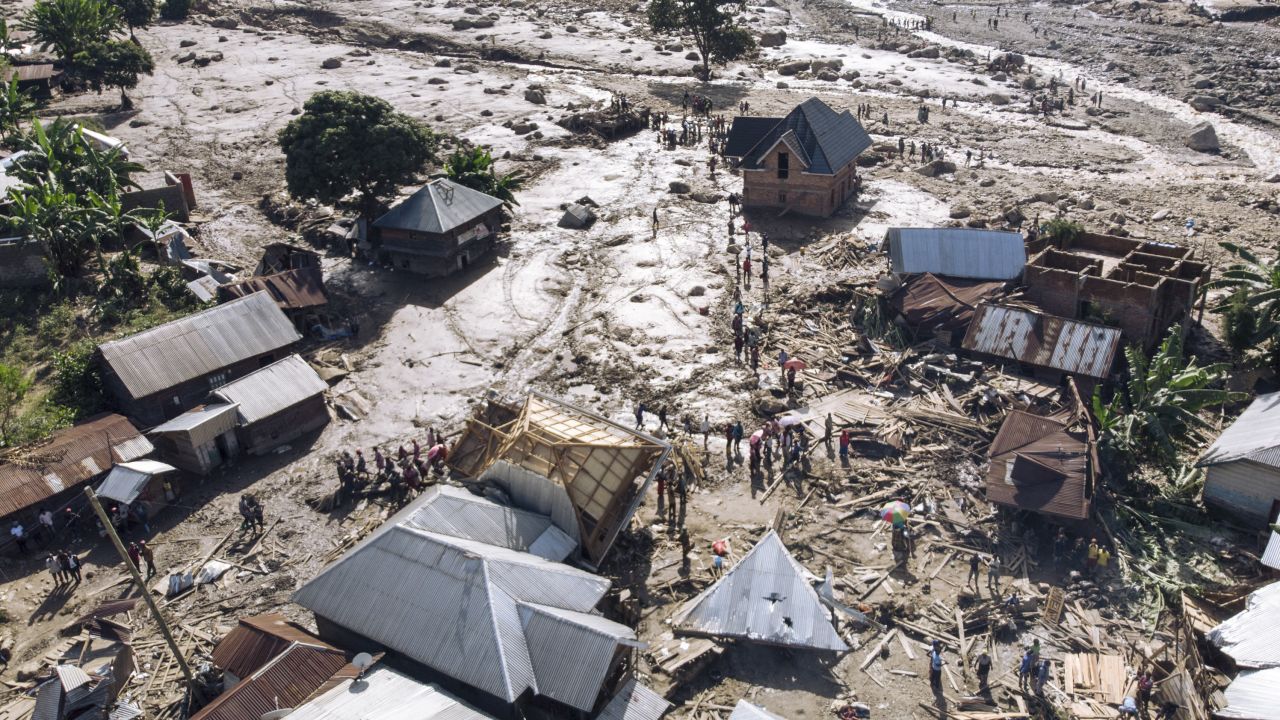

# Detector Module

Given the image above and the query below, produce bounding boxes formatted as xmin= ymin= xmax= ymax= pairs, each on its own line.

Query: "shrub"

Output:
xmin=159 ymin=0 xmax=188 ymax=20
xmin=51 ymin=339 xmax=104 ymax=418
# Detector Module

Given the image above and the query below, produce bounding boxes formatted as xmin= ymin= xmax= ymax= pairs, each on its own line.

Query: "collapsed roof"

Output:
xmin=985 ymin=410 xmax=1097 ymax=521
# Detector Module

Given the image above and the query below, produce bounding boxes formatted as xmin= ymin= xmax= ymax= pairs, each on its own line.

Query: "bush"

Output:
xmin=1042 ymin=218 xmax=1084 ymax=244
xmin=159 ymin=0 xmax=188 ymax=20
xmin=37 ymin=300 xmax=76 ymax=344
xmin=148 ymin=264 xmax=196 ymax=311
xmin=51 ymin=339 xmax=104 ymax=418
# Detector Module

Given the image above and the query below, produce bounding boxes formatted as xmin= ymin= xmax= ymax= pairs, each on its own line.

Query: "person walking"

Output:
xmin=975 ymin=650 xmax=992 ymax=690
xmin=658 ymin=405 xmax=669 ymax=430
xmin=1018 ymin=650 xmax=1034 ymax=689
xmin=634 ymin=402 xmax=646 ymax=430
xmin=700 ymin=415 xmax=711 ymax=450
xmin=127 ymin=542 xmax=141 ymax=573
xmin=928 ymin=642 xmax=945 ymax=691
xmin=1034 ymin=659 xmax=1051 ymax=695
xmin=38 ymin=507 xmax=56 ymax=544
xmin=46 ymin=552 xmax=64 ymax=585
xmin=10 ymin=521 xmax=28 ymax=554
xmin=987 ymin=555 xmax=1002 ymax=595
xmin=839 ymin=428 xmax=851 ymax=462
xmin=967 ymin=553 xmax=981 ymax=590
xmin=64 ymin=551 xmax=81 ymax=584
xmin=733 ymin=333 xmax=744 ymax=363
xmin=652 ymin=207 xmax=659 ymax=238
xmin=139 ymin=540 xmax=157 ymax=579
xmin=749 ymin=345 xmax=760 ymax=374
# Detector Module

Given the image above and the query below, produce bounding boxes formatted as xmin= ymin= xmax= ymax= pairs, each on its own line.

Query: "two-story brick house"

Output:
xmin=724 ymin=98 xmax=872 ymax=218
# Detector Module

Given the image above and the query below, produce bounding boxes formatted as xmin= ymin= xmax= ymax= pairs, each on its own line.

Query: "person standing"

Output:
xmin=700 ymin=415 xmax=711 ymax=450
xmin=10 ymin=521 xmax=28 ymax=554
xmin=634 ymin=402 xmax=646 ymax=430
xmin=126 ymin=542 xmax=141 ymax=572
xmin=1097 ymin=546 xmax=1111 ymax=577
xmin=987 ymin=555 xmax=1002 ymax=595
xmin=1136 ymin=670 xmax=1154 ymax=715
xmin=732 ymin=422 xmax=744 ymax=453
xmin=928 ymin=642 xmax=945 ymax=691
xmin=750 ymin=345 xmax=760 ymax=374
xmin=967 ymin=553 xmax=981 ymax=590
xmin=1086 ymin=538 xmax=1099 ymax=575
xmin=1018 ymin=650 xmax=1034 ymax=689
xmin=1053 ymin=528 xmax=1067 ymax=564
xmin=658 ymin=406 xmax=669 ymax=430
xmin=139 ymin=540 xmax=157 ymax=579
xmin=64 ymin=550 xmax=81 ymax=584
xmin=839 ymin=428 xmax=851 ymax=462
xmin=975 ymin=650 xmax=992 ymax=690
xmin=47 ymin=553 xmax=64 ymax=585
xmin=38 ymin=507 xmax=55 ymax=544
xmin=824 ymin=413 xmax=834 ymax=448
xmin=1034 ymin=659 xmax=1051 ymax=695
xmin=733 ymin=333 xmax=744 ymax=363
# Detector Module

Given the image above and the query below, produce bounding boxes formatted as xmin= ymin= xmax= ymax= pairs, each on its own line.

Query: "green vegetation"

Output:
xmin=1040 ymin=217 xmax=1084 ymax=244
xmin=647 ymin=0 xmax=754 ymax=78
xmin=0 ymin=78 xmax=36 ymax=143
xmin=1092 ymin=325 xmax=1244 ymax=475
xmin=1208 ymin=241 xmax=1280 ymax=372
xmin=442 ymin=145 xmax=526 ymax=210
xmin=278 ymin=90 xmax=436 ymax=219
xmin=159 ymin=0 xmax=189 ymax=20
xmin=108 ymin=0 xmax=156 ymax=37
xmin=73 ymin=39 xmax=155 ymax=109
xmin=21 ymin=0 xmax=124 ymax=67
xmin=0 ymin=364 xmax=33 ymax=447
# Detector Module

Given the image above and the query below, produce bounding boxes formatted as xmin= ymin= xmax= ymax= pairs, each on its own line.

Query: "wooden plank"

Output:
xmin=897 ymin=629 xmax=918 ymax=661
xmin=860 ymin=628 xmax=896 ymax=671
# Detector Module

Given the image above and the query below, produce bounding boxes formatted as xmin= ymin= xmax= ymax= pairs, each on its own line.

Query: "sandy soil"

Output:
xmin=1 ymin=0 xmax=1278 ymax=714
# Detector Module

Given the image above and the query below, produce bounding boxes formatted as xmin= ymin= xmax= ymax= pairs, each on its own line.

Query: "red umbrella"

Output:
xmin=783 ymin=358 xmax=808 ymax=371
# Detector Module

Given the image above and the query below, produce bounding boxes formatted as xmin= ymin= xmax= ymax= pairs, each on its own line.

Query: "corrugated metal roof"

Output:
xmin=217 ymin=266 xmax=327 ymax=311
xmin=1207 ymin=581 xmax=1280 ymax=669
xmin=211 ymin=354 xmax=328 ymax=425
xmin=149 ymin=404 xmax=239 ymax=435
xmin=10 ymin=64 xmax=56 ymax=83
xmin=0 ymin=414 xmax=150 ymax=519
xmin=518 ymin=602 xmax=636 ymax=711
xmin=189 ymin=642 xmax=355 ymax=720
xmin=98 ymin=291 xmax=301 ymax=400
xmin=107 ymin=702 xmax=143 ymax=720
xmin=724 ymin=116 xmax=782 ymax=158
xmin=1263 ymin=531 xmax=1280 ymax=571
xmin=373 ymin=178 xmax=503 ymax=235
xmin=211 ymin=613 xmax=332 ymax=680
xmin=886 ymin=228 xmax=1026 ymax=280
xmin=1198 ymin=391 xmax=1280 ymax=469
xmin=292 ymin=518 xmax=627 ymax=711
xmin=287 ymin=664 xmax=496 ymax=719
xmin=673 ymin=530 xmax=848 ymax=652
xmin=729 ymin=700 xmax=787 ymax=720
xmin=986 ymin=411 xmax=1093 ymax=520
xmin=962 ymin=304 xmax=1122 ymax=379
xmin=1217 ymin=667 xmax=1280 ymax=719
xmin=96 ymin=460 xmax=175 ymax=505
xmin=595 ymin=678 xmax=671 ymax=720
xmin=405 ymin=486 xmax=576 ymax=561
xmin=890 ymin=272 xmax=1006 ymax=332
xmin=738 ymin=98 xmax=871 ymax=174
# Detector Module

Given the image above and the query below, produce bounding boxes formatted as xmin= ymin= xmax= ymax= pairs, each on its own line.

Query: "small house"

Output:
xmin=373 ymin=178 xmax=504 ymax=275
xmin=97 ymin=291 xmax=302 ymax=426
xmin=211 ymin=354 xmax=329 ymax=454
xmin=95 ymin=460 xmax=177 ymax=519
xmin=216 ymin=266 xmax=328 ymax=333
xmin=723 ymin=98 xmax=871 ymax=217
xmin=189 ymin=641 xmax=359 ymax=720
xmin=985 ymin=409 xmax=1098 ymax=523
xmin=1199 ymin=391 xmax=1280 ymax=529
xmin=209 ymin=613 xmax=337 ymax=689
xmin=254 ymin=242 xmax=320 ymax=276
xmin=0 ymin=413 xmax=152 ymax=536
xmin=9 ymin=64 xmax=60 ymax=98
xmin=147 ymin=404 xmax=240 ymax=475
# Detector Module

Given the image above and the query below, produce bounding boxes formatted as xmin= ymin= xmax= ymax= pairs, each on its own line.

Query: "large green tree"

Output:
xmin=648 ymin=0 xmax=754 ymax=78
xmin=73 ymin=39 xmax=154 ymax=109
xmin=1092 ymin=326 xmax=1245 ymax=474
xmin=278 ymin=91 xmax=436 ymax=219
xmin=442 ymin=145 xmax=526 ymax=209
xmin=21 ymin=0 xmax=123 ymax=67
xmin=11 ymin=118 xmax=142 ymax=198
xmin=108 ymin=0 xmax=155 ymax=38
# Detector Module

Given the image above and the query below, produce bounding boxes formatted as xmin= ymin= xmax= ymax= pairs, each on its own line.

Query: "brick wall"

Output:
xmin=741 ymin=144 xmax=857 ymax=217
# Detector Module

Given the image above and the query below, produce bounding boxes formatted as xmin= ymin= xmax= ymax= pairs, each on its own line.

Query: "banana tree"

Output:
xmin=1208 ymin=241 xmax=1280 ymax=349
xmin=441 ymin=145 xmax=526 ymax=209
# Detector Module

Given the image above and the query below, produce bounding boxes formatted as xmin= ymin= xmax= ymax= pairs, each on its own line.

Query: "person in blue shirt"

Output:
xmin=928 ymin=641 xmax=945 ymax=691
xmin=1018 ymin=650 xmax=1034 ymax=689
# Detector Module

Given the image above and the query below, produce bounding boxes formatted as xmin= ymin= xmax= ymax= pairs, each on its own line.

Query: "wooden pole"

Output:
xmin=83 ymin=487 xmax=194 ymax=686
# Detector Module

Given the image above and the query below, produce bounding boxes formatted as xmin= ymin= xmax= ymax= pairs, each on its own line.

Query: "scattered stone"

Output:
xmin=429 ymin=77 xmax=447 ymax=85
xmin=435 ymin=58 xmax=452 ymax=67
xmin=690 ymin=191 xmax=722 ymax=204
xmin=210 ymin=17 xmax=238 ymax=29
xmin=1188 ymin=94 xmax=1222 ymax=111
xmin=669 ymin=181 xmax=691 ymax=194
xmin=480 ymin=109 xmax=493 ymax=116
xmin=1151 ymin=208 xmax=1171 ymax=221
xmin=1186 ymin=121 xmax=1220 ymax=152
xmin=776 ymin=81 xmax=789 ymax=89
xmin=907 ymin=46 xmax=940 ymax=59
xmin=179 ymin=39 xmax=197 ymax=47
xmin=949 ymin=206 xmax=972 ymax=219
xmin=978 ymin=178 xmax=996 ymax=187
xmin=758 ymin=29 xmax=786 ymax=47
xmin=987 ymin=93 xmax=1010 ymax=106
xmin=685 ymin=52 xmax=700 ymax=61
xmin=524 ymin=88 xmax=547 ymax=104
xmin=511 ymin=122 xmax=538 ymax=135
xmin=1265 ymin=171 xmax=1280 ymax=183
xmin=321 ymin=57 xmax=343 ymax=69
xmin=566 ymin=25 xmax=579 ymax=33
xmin=689 ymin=285 xmax=706 ymax=297
xmin=810 ymin=58 xmax=843 ymax=72
xmin=778 ymin=59 xmax=809 ymax=76
xmin=231 ymin=171 xmax=243 ymax=180
xmin=817 ymin=69 xmax=839 ymax=82
xmin=177 ymin=52 xmax=196 ymax=63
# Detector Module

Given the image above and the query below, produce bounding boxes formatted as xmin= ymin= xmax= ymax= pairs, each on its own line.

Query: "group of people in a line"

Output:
xmin=334 ymin=433 xmax=452 ymax=508
xmin=44 ymin=549 xmax=84 ymax=586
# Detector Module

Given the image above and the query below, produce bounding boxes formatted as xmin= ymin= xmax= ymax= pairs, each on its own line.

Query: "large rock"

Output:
xmin=558 ymin=203 xmax=596 ymax=229
xmin=669 ymin=180 xmax=691 ymax=194
xmin=321 ymin=57 xmax=343 ymax=69
xmin=907 ymin=46 xmax=940 ymax=59
xmin=759 ymin=29 xmax=787 ymax=47
xmin=817 ymin=69 xmax=840 ymax=82
xmin=524 ymin=88 xmax=547 ymax=104
xmin=1186 ymin=121 xmax=1220 ymax=152
xmin=810 ymin=58 xmax=843 ymax=72
xmin=915 ymin=159 xmax=957 ymax=177
xmin=987 ymin=93 xmax=1011 ymax=106
xmin=778 ymin=60 xmax=809 ymax=76
xmin=1188 ymin=94 xmax=1222 ymax=111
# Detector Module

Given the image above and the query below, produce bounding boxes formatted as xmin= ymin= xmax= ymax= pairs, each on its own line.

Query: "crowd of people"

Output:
xmin=332 ymin=431 xmax=453 ymax=509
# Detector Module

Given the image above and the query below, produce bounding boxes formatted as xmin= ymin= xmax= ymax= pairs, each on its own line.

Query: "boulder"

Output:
xmin=915 ymin=159 xmax=957 ymax=177
xmin=524 ymin=88 xmax=547 ymax=104
xmin=1151 ymin=208 xmax=1171 ymax=221
xmin=759 ymin=29 xmax=787 ymax=47
xmin=817 ymin=69 xmax=839 ymax=82
xmin=1265 ymin=171 xmax=1280 ymax=183
xmin=810 ymin=58 xmax=843 ymax=72
xmin=669 ymin=181 xmax=691 ymax=194
xmin=775 ymin=81 xmax=789 ymax=89
xmin=978 ymin=177 xmax=996 ymax=187
xmin=321 ymin=57 xmax=343 ymax=69
xmin=907 ymin=46 xmax=940 ymax=59
xmin=987 ymin=93 xmax=1011 ymax=106
xmin=179 ymin=39 xmax=197 ymax=47
xmin=755 ymin=396 xmax=790 ymax=415
xmin=778 ymin=60 xmax=809 ymax=76
xmin=210 ymin=17 xmax=238 ymax=29
xmin=511 ymin=122 xmax=538 ymax=135
xmin=1186 ymin=121 xmax=1219 ymax=152
xmin=841 ymin=70 xmax=861 ymax=81
xmin=949 ymin=206 xmax=972 ymax=219
xmin=685 ymin=52 xmax=700 ymax=61
xmin=558 ymin=203 xmax=596 ymax=229
xmin=1188 ymin=94 xmax=1222 ymax=111
xmin=690 ymin=191 xmax=723 ymax=204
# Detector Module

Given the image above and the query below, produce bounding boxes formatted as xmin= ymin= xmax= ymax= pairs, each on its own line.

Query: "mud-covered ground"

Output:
xmin=1 ymin=0 xmax=1278 ymax=714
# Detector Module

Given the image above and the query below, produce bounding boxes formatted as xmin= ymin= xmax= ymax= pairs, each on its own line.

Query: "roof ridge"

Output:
xmin=480 ymin=556 xmax=524 ymax=702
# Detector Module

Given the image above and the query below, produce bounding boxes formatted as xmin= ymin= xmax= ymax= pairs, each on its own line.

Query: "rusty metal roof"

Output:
xmin=211 ymin=614 xmax=328 ymax=679
xmin=0 ymin=414 xmax=151 ymax=519
xmin=890 ymin=272 xmax=1006 ymax=332
xmin=217 ymin=266 xmax=327 ymax=311
xmin=962 ymin=304 xmax=1122 ymax=379
xmin=98 ymin=291 xmax=301 ymax=400
xmin=189 ymin=642 xmax=356 ymax=720
xmin=985 ymin=410 xmax=1094 ymax=520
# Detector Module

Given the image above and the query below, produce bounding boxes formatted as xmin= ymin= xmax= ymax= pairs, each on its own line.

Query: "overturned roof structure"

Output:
xmin=673 ymin=530 xmax=848 ymax=652
xmin=962 ymin=304 xmax=1122 ymax=380
xmin=217 ymin=266 xmax=327 ymax=312
xmin=189 ymin=641 xmax=357 ymax=720
xmin=985 ymin=410 xmax=1097 ymax=521
xmin=286 ymin=664 xmax=495 ymax=720
xmin=447 ymin=392 xmax=670 ymax=565
xmin=292 ymin=485 xmax=638 ymax=712
xmin=1207 ymin=581 xmax=1280 ymax=670
xmin=210 ymin=613 xmax=327 ymax=680
xmin=889 ymin=272 xmax=1006 ymax=334
xmin=0 ymin=413 xmax=151 ymax=520
xmin=886 ymin=228 xmax=1026 ymax=281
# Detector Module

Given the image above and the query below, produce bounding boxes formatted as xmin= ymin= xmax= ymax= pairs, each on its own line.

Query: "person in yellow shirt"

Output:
xmin=1097 ymin=547 xmax=1111 ymax=577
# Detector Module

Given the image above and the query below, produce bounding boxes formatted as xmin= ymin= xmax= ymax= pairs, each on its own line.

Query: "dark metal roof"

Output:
xmin=985 ymin=410 xmax=1094 ymax=520
xmin=723 ymin=116 xmax=782 ymax=158
xmin=889 ymin=273 xmax=1006 ymax=333
xmin=738 ymin=98 xmax=871 ymax=175
xmin=210 ymin=354 xmax=328 ymax=425
xmin=0 ymin=414 xmax=151 ymax=519
xmin=98 ymin=291 xmax=301 ymax=400
xmin=217 ymin=266 xmax=327 ymax=311
xmin=189 ymin=642 xmax=356 ymax=720
xmin=373 ymin=178 xmax=503 ymax=235
xmin=211 ymin=613 xmax=329 ymax=680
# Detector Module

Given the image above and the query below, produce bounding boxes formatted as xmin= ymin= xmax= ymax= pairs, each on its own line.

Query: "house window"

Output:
xmin=777 ymin=152 xmax=789 ymax=179
xmin=207 ymin=372 xmax=228 ymax=388
xmin=778 ymin=191 xmax=787 ymax=204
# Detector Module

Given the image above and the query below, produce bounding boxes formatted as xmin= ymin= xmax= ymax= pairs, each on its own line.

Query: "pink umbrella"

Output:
xmin=749 ymin=430 xmax=764 ymax=446
xmin=783 ymin=357 xmax=808 ymax=371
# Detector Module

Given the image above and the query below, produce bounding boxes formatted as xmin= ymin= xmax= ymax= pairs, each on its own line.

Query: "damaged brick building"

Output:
xmin=1023 ymin=231 xmax=1210 ymax=351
